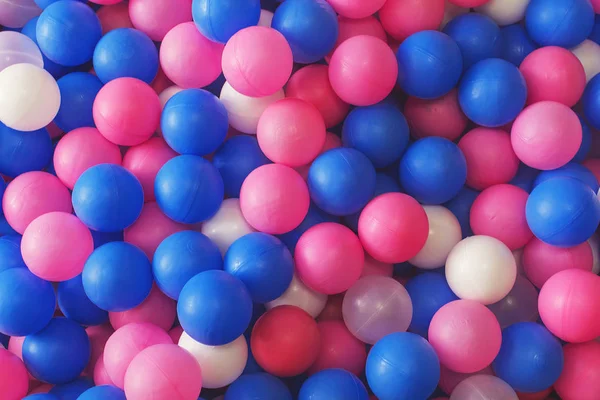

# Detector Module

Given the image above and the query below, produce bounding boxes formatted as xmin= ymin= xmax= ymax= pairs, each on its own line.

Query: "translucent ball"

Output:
xmin=0 ymin=31 xmax=42 ymax=73
xmin=450 ymin=375 xmax=518 ymax=400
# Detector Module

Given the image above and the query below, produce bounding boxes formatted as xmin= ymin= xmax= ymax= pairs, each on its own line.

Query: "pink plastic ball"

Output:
xmin=449 ymin=0 xmax=490 ymax=6
xmin=523 ymin=238 xmax=593 ymax=289
xmin=222 ymin=26 xmax=293 ymax=98
xmin=93 ymin=77 xmax=161 ymax=146
xmin=85 ymin=324 xmax=114 ymax=376
xmin=21 ymin=212 xmax=93 ymax=282
xmin=160 ymin=22 xmax=223 ymax=89
xmin=104 ymin=322 xmax=172 ymax=389
xmin=257 ymin=98 xmax=326 ymax=167
xmin=329 ymin=35 xmax=397 ymax=107
xmin=295 ymin=222 xmax=365 ymax=295
xmin=90 ymin=0 xmax=123 ymax=4
xmin=361 ymin=254 xmax=393 ymax=278
xmin=379 ymin=0 xmax=445 ymax=42
xmin=295 ymin=131 xmax=342 ymax=180
xmin=122 ymin=137 xmax=178 ymax=202
xmin=511 ymin=101 xmax=582 ymax=170
xmin=326 ymin=0 xmax=386 ymax=19
xmin=520 ymin=47 xmax=586 ymax=107
xmin=429 ymin=300 xmax=502 ymax=373
xmin=459 ymin=128 xmax=519 ymax=190
xmin=555 ymin=341 xmax=600 ymax=400
xmin=0 ymin=348 xmax=28 ymax=400
xmin=439 ymin=364 xmax=494 ymax=395
xmin=583 ymin=158 xmax=600 ymax=183
xmin=54 ymin=127 xmax=122 ymax=190
xmin=317 ymin=293 xmax=344 ymax=322
xmin=329 ymin=16 xmax=387 ymax=59
xmin=538 ymin=269 xmax=600 ymax=343
xmin=308 ymin=320 xmax=367 ymax=376
xmin=358 ymin=193 xmax=429 ymax=263
xmin=168 ymin=326 xmax=184 ymax=344
xmin=487 ymin=274 xmax=539 ymax=329
xmin=2 ymin=171 xmax=72 ymax=234
xmin=7 ymin=335 xmax=24 ymax=360
xmin=109 ymin=285 xmax=176 ymax=331
xmin=593 ymin=0 xmax=600 ymax=12
xmin=517 ymin=388 xmax=553 ymax=400
xmin=94 ymin=355 xmax=114 ymax=386
xmin=240 ymin=164 xmax=310 ymax=234
xmin=129 ymin=0 xmax=191 ymax=41
xmin=97 ymin=2 xmax=134 ymax=34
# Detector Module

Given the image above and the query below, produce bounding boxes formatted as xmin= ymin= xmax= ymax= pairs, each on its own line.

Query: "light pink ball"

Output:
xmin=329 ymin=35 xmax=398 ymax=106
xmin=222 ymin=26 xmax=293 ymax=97
xmin=168 ymin=326 xmax=184 ymax=344
xmin=160 ymin=22 xmax=223 ymax=89
xmin=429 ymin=300 xmax=502 ymax=373
xmin=257 ymin=98 xmax=326 ymax=167
xmin=21 ymin=212 xmax=93 ymax=282
xmin=328 ymin=16 xmax=387 ymax=59
xmin=85 ymin=324 xmax=114 ymax=376
xmin=129 ymin=0 xmax=191 ymax=41
xmin=109 ymin=285 xmax=176 ymax=332
xmin=124 ymin=344 xmax=202 ymax=400
xmin=122 ymin=137 xmax=178 ymax=202
xmin=295 ymin=223 xmax=364 ymax=295
xmin=2 ymin=171 xmax=72 ymax=234
xmin=240 ymin=164 xmax=310 ymax=234
xmin=94 ymin=355 xmax=115 ymax=386
xmin=326 ymin=0 xmax=386 ymax=18
xmin=511 ymin=101 xmax=582 ymax=170
xmin=0 ymin=348 xmax=28 ymax=400
xmin=104 ymin=322 xmax=172 ymax=389
xmin=97 ymin=2 xmax=134 ymax=34
xmin=523 ymin=238 xmax=593 ymax=289
xmin=439 ymin=364 xmax=494 ymax=395
xmin=360 ymin=254 xmax=393 ymax=277
xmin=308 ymin=320 xmax=367 ymax=376
xmin=54 ymin=127 xmax=122 ymax=190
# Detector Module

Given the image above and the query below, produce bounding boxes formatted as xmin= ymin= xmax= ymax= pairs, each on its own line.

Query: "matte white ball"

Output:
xmin=266 ymin=273 xmax=327 ymax=318
xmin=259 ymin=9 xmax=274 ymax=27
xmin=475 ymin=0 xmax=530 ymax=26
xmin=201 ymin=198 xmax=255 ymax=255
xmin=0 ymin=31 xmax=43 ymax=73
xmin=571 ymin=39 xmax=600 ymax=83
xmin=0 ymin=63 xmax=60 ymax=132
xmin=441 ymin=0 xmax=469 ymax=29
xmin=589 ymin=233 xmax=600 ymax=274
xmin=410 ymin=206 xmax=462 ymax=269
xmin=219 ymin=81 xmax=284 ymax=134
xmin=178 ymin=332 xmax=247 ymax=389
xmin=159 ymin=85 xmax=183 ymax=109
xmin=445 ymin=235 xmax=517 ymax=305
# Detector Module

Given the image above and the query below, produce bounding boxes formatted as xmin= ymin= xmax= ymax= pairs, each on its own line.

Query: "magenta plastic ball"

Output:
xmin=487 ymin=274 xmax=539 ymax=329
xmin=327 ymin=0 xmax=386 ymax=18
xmin=0 ymin=348 xmax=28 ymax=400
xmin=97 ymin=2 xmax=134 ymax=34
xmin=109 ymin=286 xmax=176 ymax=332
xmin=129 ymin=0 xmax=192 ymax=41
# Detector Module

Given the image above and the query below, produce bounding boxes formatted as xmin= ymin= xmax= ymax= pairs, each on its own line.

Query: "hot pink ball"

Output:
xmin=104 ymin=322 xmax=172 ymax=389
xmin=439 ymin=364 xmax=494 ymax=395
xmin=470 ymin=184 xmax=532 ymax=250
xmin=538 ymin=269 xmax=600 ymax=343
xmin=329 ymin=35 xmax=398 ymax=106
xmin=520 ymin=46 xmax=586 ymax=107
xmin=109 ymin=285 xmax=176 ymax=332
xmin=257 ymin=98 xmax=326 ymax=167
xmin=0 ymin=348 xmax=28 ymax=400
xmin=295 ymin=222 xmax=365 ymax=295
xmin=379 ymin=0 xmax=445 ymax=42
xmin=222 ymin=26 xmax=293 ymax=98
xmin=448 ymin=0 xmax=489 ymax=6
xmin=168 ymin=325 xmax=184 ymax=344
xmin=122 ymin=137 xmax=178 ymax=202
xmin=97 ymin=2 xmax=134 ymax=34
xmin=93 ymin=77 xmax=161 ymax=146
xmin=2 ymin=171 xmax=72 ymax=234
xmin=523 ymin=238 xmax=593 ymax=289
xmin=160 ymin=22 xmax=223 ymax=89
xmin=328 ymin=16 xmax=387 ymax=59
xmin=358 ymin=193 xmax=429 ymax=263
xmin=129 ymin=0 xmax=191 ymax=41
xmin=326 ymin=0 xmax=386 ymax=19
xmin=429 ymin=300 xmax=502 ymax=373
xmin=511 ymin=101 xmax=582 ymax=170
xmin=124 ymin=344 xmax=202 ymax=400
xmin=94 ymin=355 xmax=114 ymax=386
xmin=285 ymin=65 xmax=350 ymax=128
xmin=308 ymin=320 xmax=367 ymax=376
xmin=459 ymin=128 xmax=520 ymax=190
xmin=54 ymin=127 xmax=122 ymax=190
xmin=555 ymin=341 xmax=600 ymax=400
xmin=240 ymin=164 xmax=310 ymax=234
xmin=317 ymin=293 xmax=344 ymax=322
xmin=21 ymin=212 xmax=93 ymax=282
xmin=85 ymin=324 xmax=114 ymax=376
xmin=361 ymin=254 xmax=394 ymax=278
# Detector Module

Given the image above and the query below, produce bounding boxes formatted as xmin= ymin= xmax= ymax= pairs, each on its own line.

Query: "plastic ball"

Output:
xmin=571 ymin=39 xmax=600 ymax=83
xmin=192 ymin=0 xmax=259 ymax=43
xmin=265 ymin=273 xmax=327 ymax=318
xmin=450 ymin=375 xmax=518 ymax=400
xmin=500 ymin=24 xmax=537 ymax=67
xmin=0 ymin=0 xmax=41 ymax=28
xmin=309 ymin=320 xmax=366 ymax=376
xmin=159 ymin=85 xmax=184 ymax=110
xmin=534 ymin=162 xmax=599 ymax=192
xmin=129 ymin=0 xmax=192 ymax=42
xmin=583 ymin=75 xmax=600 ymax=130
xmin=493 ymin=322 xmax=564 ymax=392
xmin=48 ymin=378 xmax=95 ymax=400
xmin=201 ymin=198 xmax=256 ymax=255
xmin=476 ymin=0 xmax=530 ymax=25
xmin=225 ymin=373 xmax=292 ymax=400
xmin=326 ymin=0 xmax=385 ymax=19
xmin=97 ymin=2 xmax=133 ymax=34
xmin=109 ymin=285 xmax=176 ymax=332
xmin=329 ymin=35 xmax=398 ymax=106
xmin=54 ymin=73 xmax=102 ymax=133
xmin=85 ymin=323 xmax=113 ymax=376
xmin=489 ymin=274 xmax=539 ymax=329
xmin=525 ymin=0 xmax=594 ymax=48
xmin=555 ymin=341 xmax=600 ymax=400
xmin=366 ymin=332 xmax=440 ymax=400
xmin=379 ymin=0 xmax=445 ymax=42
xmin=438 ymin=364 xmax=494 ymax=396
xmin=0 ymin=123 xmax=51 ymax=178
xmin=0 ymin=235 xmax=26 ymax=274
xmin=299 ymin=369 xmax=368 ymax=400
xmin=76 ymin=385 xmax=125 ymax=400
xmin=0 ymin=31 xmax=42 ymax=73
xmin=94 ymin=356 xmax=114 ymax=386
xmin=330 ymin=15 xmax=386 ymax=58
xmin=58 ymin=274 xmax=108 ymax=326
xmin=0 ymin=347 xmax=28 ymax=399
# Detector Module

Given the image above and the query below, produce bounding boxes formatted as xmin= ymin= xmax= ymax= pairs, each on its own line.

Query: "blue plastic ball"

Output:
xmin=35 ymin=0 xmax=85 ymax=8
xmin=77 ymin=385 xmax=126 ymax=400
xmin=90 ymin=230 xmax=124 ymax=249
xmin=583 ymin=74 xmax=600 ymax=130
xmin=271 ymin=0 xmax=338 ymax=64
xmin=525 ymin=0 xmax=594 ymax=48
xmin=0 ymin=216 xmax=18 ymax=236
xmin=500 ymin=24 xmax=537 ymax=67
xmin=277 ymin=202 xmax=338 ymax=252
xmin=48 ymin=378 xmax=94 ymax=400
xmin=0 ymin=123 xmax=52 ymax=178
xmin=510 ymin=163 xmax=540 ymax=193
xmin=82 ymin=241 xmax=154 ymax=312
xmin=591 ymin=14 xmax=600 ymax=45
xmin=396 ymin=30 xmax=463 ymax=100
xmin=492 ymin=322 xmax=564 ymax=393
xmin=192 ymin=0 xmax=261 ymax=44
xmin=57 ymin=274 xmax=109 ymax=326
xmin=0 ymin=268 xmax=55 ymax=336
xmin=299 ymin=369 xmax=368 ymax=400
xmin=366 ymin=332 xmax=440 ymax=400
xmin=308 ymin=148 xmax=376 ymax=216
xmin=21 ymin=16 xmax=69 ymax=78
xmin=212 ymin=135 xmax=270 ymax=198
xmin=342 ymin=102 xmax=410 ymax=168
xmin=155 ymin=155 xmax=224 ymax=224
xmin=23 ymin=318 xmax=90 ymax=384
xmin=573 ymin=115 xmax=592 ymax=162
xmin=161 ymin=89 xmax=229 ymax=156
xmin=54 ymin=72 xmax=103 ymax=132
xmin=224 ymin=232 xmax=294 ymax=303
xmin=36 ymin=1 xmax=102 ymax=66
xmin=177 ymin=270 xmax=253 ymax=345
xmin=72 ymin=164 xmax=144 ymax=232
xmin=0 ymin=235 xmax=25 ymax=274
xmin=526 ymin=177 xmax=600 ymax=247
xmin=443 ymin=13 xmax=502 ymax=70
xmin=533 ymin=163 xmax=599 ymax=192
xmin=225 ymin=373 xmax=292 ymax=400
xmin=153 ymin=230 xmax=223 ymax=300
xmin=23 ymin=394 xmax=59 ymax=400
xmin=444 ymin=186 xmax=479 ymax=238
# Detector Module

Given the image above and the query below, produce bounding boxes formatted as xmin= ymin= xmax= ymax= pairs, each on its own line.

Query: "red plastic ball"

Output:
xmin=308 ymin=320 xmax=366 ymax=376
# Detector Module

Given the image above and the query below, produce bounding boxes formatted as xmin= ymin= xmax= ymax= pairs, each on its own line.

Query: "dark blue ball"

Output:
xmin=21 ymin=16 xmax=69 ymax=78
xmin=573 ymin=115 xmax=592 ymax=162
xmin=77 ymin=385 xmax=126 ymax=400
xmin=444 ymin=186 xmax=479 ymax=238
xmin=48 ymin=378 xmax=94 ymax=400
xmin=583 ymin=74 xmax=600 ymax=130
xmin=510 ymin=163 xmax=540 ymax=193
xmin=525 ymin=0 xmax=594 ymax=48
xmin=90 ymin=230 xmax=124 ymax=249
xmin=591 ymin=14 xmax=600 ymax=45
xmin=34 ymin=0 xmax=85 ymax=8
xmin=396 ymin=30 xmax=463 ymax=100
xmin=22 ymin=394 xmax=59 ymax=400
xmin=500 ymin=24 xmax=537 ymax=67
xmin=299 ymin=369 xmax=368 ymax=400
xmin=225 ymin=373 xmax=292 ymax=400
xmin=57 ymin=274 xmax=108 ymax=326
xmin=192 ymin=0 xmax=261 ymax=43
xmin=277 ymin=202 xmax=338 ymax=252
xmin=533 ymin=163 xmax=599 ymax=192
xmin=55 ymin=72 xmax=103 ymax=132
xmin=0 ymin=235 xmax=26 ymax=274
xmin=492 ymin=322 xmax=564 ymax=393
xmin=153 ymin=230 xmax=223 ymax=300
xmin=23 ymin=318 xmax=91 ymax=384
xmin=0 ymin=123 xmax=52 ymax=178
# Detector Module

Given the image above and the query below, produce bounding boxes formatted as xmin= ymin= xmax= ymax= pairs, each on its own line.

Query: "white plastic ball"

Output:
xmin=571 ymin=39 xmax=600 ymax=83
xmin=178 ymin=332 xmax=247 ymax=389
xmin=441 ymin=0 xmax=469 ymax=29
xmin=0 ymin=31 xmax=43 ymax=73
xmin=0 ymin=0 xmax=41 ymax=29
xmin=258 ymin=9 xmax=274 ymax=28
xmin=0 ymin=63 xmax=60 ymax=132
xmin=445 ymin=235 xmax=517 ymax=305
xmin=159 ymin=85 xmax=184 ymax=109
xmin=266 ymin=273 xmax=327 ymax=318
xmin=475 ymin=0 xmax=530 ymax=26
xmin=409 ymin=206 xmax=462 ymax=269
xmin=219 ymin=81 xmax=284 ymax=134
xmin=589 ymin=233 xmax=600 ymax=274
xmin=201 ymin=198 xmax=255 ymax=255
